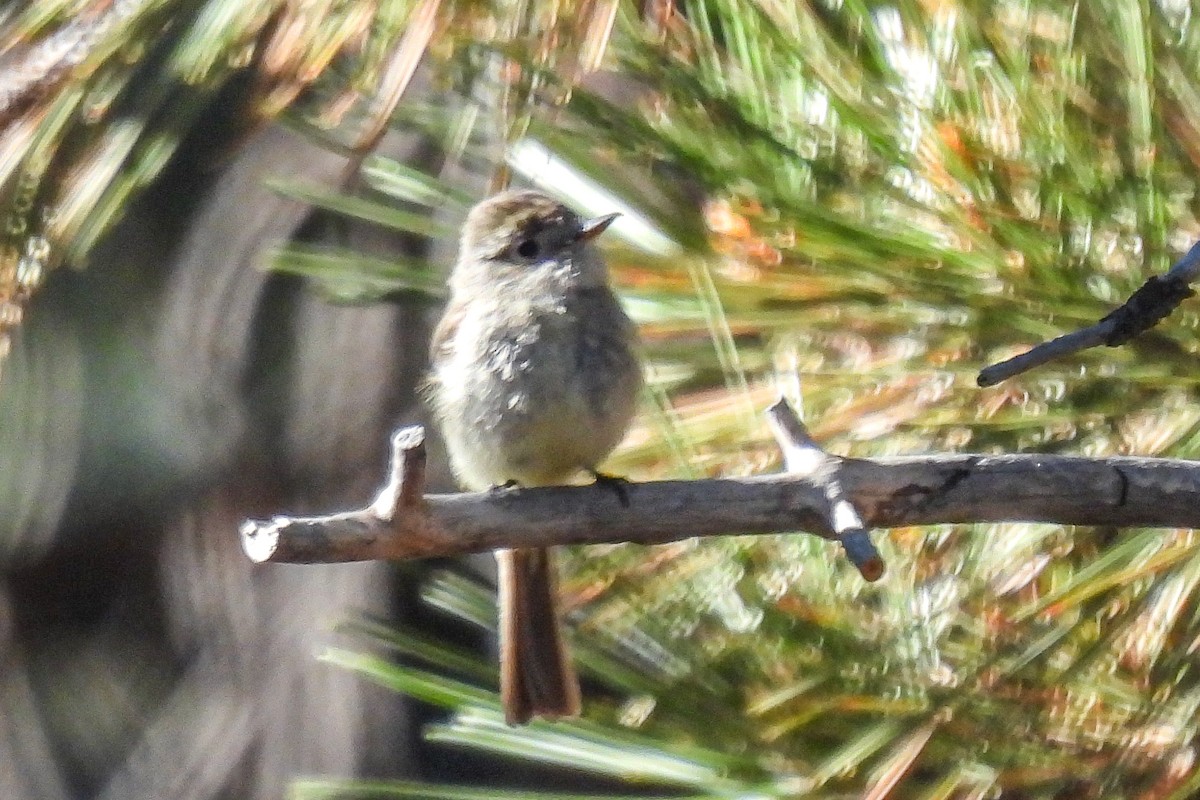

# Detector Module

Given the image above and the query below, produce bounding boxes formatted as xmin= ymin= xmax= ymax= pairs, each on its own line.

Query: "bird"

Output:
xmin=425 ymin=189 xmax=643 ymax=724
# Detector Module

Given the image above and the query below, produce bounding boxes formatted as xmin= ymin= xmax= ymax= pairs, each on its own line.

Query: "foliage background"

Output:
xmin=6 ymin=1 xmax=1200 ymax=799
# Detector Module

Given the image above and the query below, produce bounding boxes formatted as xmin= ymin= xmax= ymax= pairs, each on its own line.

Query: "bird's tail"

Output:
xmin=496 ymin=547 xmax=581 ymax=725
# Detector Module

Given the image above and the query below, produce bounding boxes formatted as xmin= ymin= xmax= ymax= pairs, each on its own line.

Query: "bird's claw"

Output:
xmin=489 ymin=479 xmax=523 ymax=498
xmin=591 ymin=470 xmax=631 ymax=508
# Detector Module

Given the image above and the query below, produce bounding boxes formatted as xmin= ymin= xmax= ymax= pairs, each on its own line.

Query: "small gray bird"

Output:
xmin=426 ymin=189 xmax=643 ymax=724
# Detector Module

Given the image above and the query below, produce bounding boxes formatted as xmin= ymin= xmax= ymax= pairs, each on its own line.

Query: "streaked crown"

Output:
xmin=460 ymin=190 xmax=582 ymax=260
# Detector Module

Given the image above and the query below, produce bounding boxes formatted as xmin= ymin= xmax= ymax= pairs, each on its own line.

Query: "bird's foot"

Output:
xmin=590 ymin=470 xmax=631 ymax=508
xmin=489 ymin=479 xmax=523 ymax=498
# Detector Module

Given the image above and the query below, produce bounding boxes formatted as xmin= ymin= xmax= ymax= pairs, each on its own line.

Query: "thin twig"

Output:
xmin=766 ymin=399 xmax=884 ymax=581
xmin=977 ymin=240 xmax=1200 ymax=387
xmin=241 ymin=420 xmax=1200 ymax=568
xmin=345 ymin=0 xmax=441 ymax=165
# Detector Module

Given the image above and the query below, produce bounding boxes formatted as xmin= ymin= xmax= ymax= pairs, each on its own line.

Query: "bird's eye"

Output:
xmin=515 ymin=239 xmax=540 ymax=259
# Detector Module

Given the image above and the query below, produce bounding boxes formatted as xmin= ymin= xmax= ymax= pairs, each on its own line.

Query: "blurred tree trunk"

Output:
xmin=0 ymin=69 xmax=487 ymax=799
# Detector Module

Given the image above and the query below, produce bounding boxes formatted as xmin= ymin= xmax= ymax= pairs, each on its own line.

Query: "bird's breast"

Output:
xmin=431 ymin=290 xmax=640 ymax=488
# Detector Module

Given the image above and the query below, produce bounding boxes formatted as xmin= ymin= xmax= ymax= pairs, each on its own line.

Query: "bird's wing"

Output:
xmin=428 ymin=299 xmax=466 ymax=364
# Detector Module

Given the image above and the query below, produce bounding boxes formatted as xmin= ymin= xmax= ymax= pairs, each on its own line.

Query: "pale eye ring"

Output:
xmin=515 ymin=239 xmax=540 ymax=259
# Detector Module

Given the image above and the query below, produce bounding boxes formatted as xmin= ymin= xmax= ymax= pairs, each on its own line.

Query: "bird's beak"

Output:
xmin=577 ymin=212 xmax=621 ymax=243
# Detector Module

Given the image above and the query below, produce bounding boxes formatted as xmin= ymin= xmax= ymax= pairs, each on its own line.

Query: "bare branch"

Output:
xmin=370 ymin=426 xmax=428 ymax=517
xmin=765 ymin=399 xmax=884 ymax=581
xmin=241 ymin=418 xmax=1200 ymax=568
xmin=977 ymin=240 xmax=1200 ymax=387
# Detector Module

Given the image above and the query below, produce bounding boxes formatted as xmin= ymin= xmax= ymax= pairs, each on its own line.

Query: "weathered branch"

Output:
xmin=977 ymin=239 xmax=1200 ymax=387
xmin=241 ymin=411 xmax=1200 ymax=569
xmin=765 ymin=399 xmax=884 ymax=581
